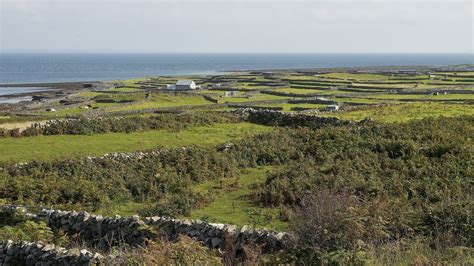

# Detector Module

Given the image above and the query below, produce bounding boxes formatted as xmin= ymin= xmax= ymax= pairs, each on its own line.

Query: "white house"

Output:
xmin=326 ymin=105 xmax=340 ymax=111
xmin=175 ymin=80 xmax=197 ymax=90
xmin=224 ymin=91 xmax=239 ymax=97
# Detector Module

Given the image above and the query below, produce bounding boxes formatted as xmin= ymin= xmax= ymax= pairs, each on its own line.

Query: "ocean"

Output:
xmin=0 ymin=53 xmax=472 ymax=85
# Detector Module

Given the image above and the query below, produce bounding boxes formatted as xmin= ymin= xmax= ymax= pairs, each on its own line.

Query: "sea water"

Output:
xmin=0 ymin=53 xmax=472 ymax=85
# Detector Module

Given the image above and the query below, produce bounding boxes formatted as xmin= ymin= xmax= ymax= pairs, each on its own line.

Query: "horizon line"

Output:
xmin=1 ymin=51 xmax=473 ymax=55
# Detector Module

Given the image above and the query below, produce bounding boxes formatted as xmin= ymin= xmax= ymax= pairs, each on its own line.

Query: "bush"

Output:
xmin=121 ymin=235 xmax=222 ymax=265
xmin=0 ymin=221 xmax=54 ymax=243
xmin=139 ymin=191 xmax=206 ymax=217
xmin=289 ymin=191 xmax=393 ymax=263
xmin=290 ymin=191 xmax=366 ymax=253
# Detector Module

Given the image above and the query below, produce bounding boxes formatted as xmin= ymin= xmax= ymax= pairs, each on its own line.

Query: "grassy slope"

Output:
xmin=188 ymin=166 xmax=287 ymax=231
xmin=0 ymin=123 xmax=270 ymax=163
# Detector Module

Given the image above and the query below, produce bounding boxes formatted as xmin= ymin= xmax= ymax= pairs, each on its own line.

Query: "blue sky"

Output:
xmin=1 ymin=0 xmax=472 ymax=53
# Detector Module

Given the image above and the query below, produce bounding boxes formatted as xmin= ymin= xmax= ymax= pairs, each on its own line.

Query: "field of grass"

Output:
xmin=39 ymin=102 xmax=121 ymax=117
xmin=321 ymin=72 xmax=390 ymax=80
xmin=220 ymin=93 xmax=291 ymax=103
xmin=0 ymin=122 xmax=270 ymax=163
xmin=324 ymin=102 xmax=474 ymax=123
xmin=96 ymin=92 xmax=146 ymax=101
xmin=75 ymin=91 xmax=104 ymax=98
xmin=188 ymin=166 xmax=287 ymax=231
xmin=106 ymin=94 xmax=213 ymax=112
xmin=352 ymin=82 xmax=417 ymax=89
xmin=106 ymin=86 xmax=143 ymax=92
xmin=39 ymin=107 xmax=87 ymax=117
xmin=197 ymin=90 xmax=246 ymax=96
xmin=435 ymin=71 xmax=474 ymax=76
xmin=363 ymin=93 xmax=474 ymax=101
xmin=335 ymin=97 xmax=387 ymax=104
xmin=274 ymin=87 xmax=356 ymax=96
xmin=254 ymin=102 xmax=327 ymax=112
xmin=119 ymin=78 xmax=148 ymax=86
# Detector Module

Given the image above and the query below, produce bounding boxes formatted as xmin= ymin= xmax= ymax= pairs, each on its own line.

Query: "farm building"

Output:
xmin=175 ymin=80 xmax=197 ymax=90
xmin=224 ymin=91 xmax=239 ymax=97
xmin=326 ymin=105 xmax=340 ymax=111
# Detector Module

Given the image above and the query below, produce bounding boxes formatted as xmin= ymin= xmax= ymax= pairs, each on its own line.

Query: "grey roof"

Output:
xmin=176 ymin=80 xmax=194 ymax=86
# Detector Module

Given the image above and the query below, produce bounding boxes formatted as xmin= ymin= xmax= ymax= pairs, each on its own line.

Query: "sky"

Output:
xmin=0 ymin=0 xmax=472 ymax=53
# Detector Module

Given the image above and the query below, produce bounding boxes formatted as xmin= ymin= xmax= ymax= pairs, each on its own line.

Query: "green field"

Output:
xmin=0 ymin=123 xmax=270 ymax=162
xmin=105 ymin=94 xmax=213 ymax=112
xmin=325 ymin=102 xmax=474 ymax=122
xmin=363 ymin=93 xmax=474 ymax=101
xmin=188 ymin=166 xmax=287 ymax=231
xmin=320 ymin=72 xmax=390 ymax=80
xmin=254 ymin=102 xmax=327 ymax=111
xmin=219 ymin=93 xmax=291 ymax=103
xmin=273 ymin=87 xmax=355 ymax=96
xmin=106 ymin=86 xmax=143 ymax=92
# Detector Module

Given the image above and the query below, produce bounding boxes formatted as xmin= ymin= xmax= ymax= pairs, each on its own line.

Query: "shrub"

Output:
xmin=139 ymin=191 xmax=205 ymax=217
xmin=0 ymin=221 xmax=54 ymax=243
xmin=121 ymin=235 xmax=222 ymax=265
xmin=290 ymin=190 xmax=365 ymax=253
xmin=289 ymin=191 xmax=392 ymax=263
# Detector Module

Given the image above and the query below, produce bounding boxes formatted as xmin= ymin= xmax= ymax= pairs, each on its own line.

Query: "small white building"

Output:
xmin=224 ymin=91 xmax=239 ymax=97
xmin=326 ymin=105 xmax=340 ymax=111
xmin=175 ymin=80 xmax=197 ymax=90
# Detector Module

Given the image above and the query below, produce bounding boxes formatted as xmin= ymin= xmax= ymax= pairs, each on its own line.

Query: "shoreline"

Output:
xmin=0 ymin=81 xmax=97 ymax=89
xmin=0 ymin=82 xmax=95 ymax=101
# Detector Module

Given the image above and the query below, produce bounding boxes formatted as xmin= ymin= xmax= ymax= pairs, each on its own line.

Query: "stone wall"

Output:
xmin=260 ymin=90 xmax=320 ymax=98
xmin=0 ymin=240 xmax=107 ymax=265
xmin=287 ymin=98 xmax=336 ymax=105
xmin=144 ymin=216 xmax=291 ymax=253
xmin=240 ymin=108 xmax=349 ymax=129
xmin=41 ymin=210 xmax=156 ymax=250
xmin=227 ymin=104 xmax=283 ymax=111
xmin=1 ymin=206 xmax=293 ymax=254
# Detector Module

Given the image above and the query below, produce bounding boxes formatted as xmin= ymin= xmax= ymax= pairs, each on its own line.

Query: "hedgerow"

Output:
xmin=0 ymin=111 xmax=241 ymax=137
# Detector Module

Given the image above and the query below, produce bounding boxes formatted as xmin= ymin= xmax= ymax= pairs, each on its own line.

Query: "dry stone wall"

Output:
xmin=1 ymin=206 xmax=293 ymax=254
xmin=0 ymin=240 xmax=107 ymax=265
xmin=144 ymin=216 xmax=292 ymax=252
xmin=42 ymin=210 xmax=156 ymax=250
xmin=240 ymin=108 xmax=349 ymax=129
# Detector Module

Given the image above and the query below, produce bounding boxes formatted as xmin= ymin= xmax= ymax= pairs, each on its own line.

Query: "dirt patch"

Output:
xmin=0 ymin=121 xmax=46 ymax=131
